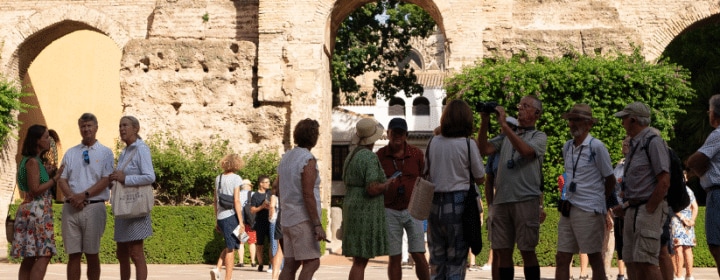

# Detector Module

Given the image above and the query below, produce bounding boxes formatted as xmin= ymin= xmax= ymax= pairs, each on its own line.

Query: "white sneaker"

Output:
xmin=210 ymin=268 xmax=220 ymax=280
xmin=480 ymin=264 xmax=491 ymax=270
xmin=468 ymin=266 xmax=479 ymax=271
xmin=685 ymin=276 xmax=694 ymax=280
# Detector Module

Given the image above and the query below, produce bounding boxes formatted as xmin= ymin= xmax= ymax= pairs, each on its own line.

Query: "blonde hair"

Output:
xmin=219 ymin=154 xmax=245 ymax=173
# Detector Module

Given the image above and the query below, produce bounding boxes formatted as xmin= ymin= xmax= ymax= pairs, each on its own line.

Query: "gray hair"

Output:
xmin=710 ymin=94 xmax=720 ymax=119
xmin=78 ymin=113 xmax=98 ymax=125
xmin=635 ymin=116 xmax=651 ymax=126
xmin=121 ymin=115 xmax=142 ymax=138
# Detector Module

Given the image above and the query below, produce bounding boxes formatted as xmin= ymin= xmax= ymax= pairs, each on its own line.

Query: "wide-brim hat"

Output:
xmin=562 ymin=104 xmax=598 ymax=123
xmin=352 ymin=118 xmax=384 ymax=146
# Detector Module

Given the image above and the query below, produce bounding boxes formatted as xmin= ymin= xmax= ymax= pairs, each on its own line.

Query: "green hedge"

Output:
xmin=7 ymin=204 xmax=328 ymax=264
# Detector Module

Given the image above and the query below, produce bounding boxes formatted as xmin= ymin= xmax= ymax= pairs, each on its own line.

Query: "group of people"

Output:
xmin=11 ymin=113 xmax=155 ymax=280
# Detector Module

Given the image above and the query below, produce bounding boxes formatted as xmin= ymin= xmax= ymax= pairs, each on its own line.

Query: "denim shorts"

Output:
xmin=218 ymin=215 xmax=240 ymax=250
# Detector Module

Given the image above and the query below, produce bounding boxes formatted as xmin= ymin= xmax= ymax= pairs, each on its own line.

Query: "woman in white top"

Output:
xmin=210 ymin=154 xmax=245 ymax=280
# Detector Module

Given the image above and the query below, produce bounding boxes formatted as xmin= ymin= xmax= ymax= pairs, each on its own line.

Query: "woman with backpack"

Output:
xmin=210 ymin=154 xmax=246 ymax=280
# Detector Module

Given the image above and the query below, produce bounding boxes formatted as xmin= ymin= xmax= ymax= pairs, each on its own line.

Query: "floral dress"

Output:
xmin=11 ymin=156 xmax=57 ymax=258
xmin=671 ymin=186 xmax=697 ymax=247
xmin=341 ymin=147 xmax=388 ymax=259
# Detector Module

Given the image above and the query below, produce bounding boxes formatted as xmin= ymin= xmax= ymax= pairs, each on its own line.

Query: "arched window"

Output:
xmin=388 ymin=97 xmax=405 ymax=116
xmin=412 ymin=97 xmax=430 ymax=115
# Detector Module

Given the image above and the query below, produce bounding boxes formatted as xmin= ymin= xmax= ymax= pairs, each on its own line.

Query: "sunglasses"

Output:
xmin=82 ymin=150 xmax=89 ymax=164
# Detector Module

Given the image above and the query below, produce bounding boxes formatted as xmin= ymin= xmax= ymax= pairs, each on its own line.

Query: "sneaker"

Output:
xmin=480 ymin=264 xmax=491 ymax=270
xmin=616 ymin=275 xmax=625 ymax=280
xmin=210 ymin=268 xmax=220 ymax=280
xmin=685 ymin=276 xmax=694 ymax=280
xmin=258 ymin=264 xmax=264 ymax=272
xmin=468 ymin=266 xmax=479 ymax=271
xmin=235 ymin=263 xmax=244 ymax=268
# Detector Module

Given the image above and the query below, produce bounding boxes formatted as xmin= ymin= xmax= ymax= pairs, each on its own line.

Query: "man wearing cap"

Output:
xmin=376 ymin=118 xmax=430 ymax=280
xmin=477 ymin=95 xmax=547 ymax=280
xmin=686 ymin=94 xmax=720 ymax=277
xmin=555 ymin=104 xmax=616 ymax=280
xmin=612 ymin=101 xmax=670 ymax=280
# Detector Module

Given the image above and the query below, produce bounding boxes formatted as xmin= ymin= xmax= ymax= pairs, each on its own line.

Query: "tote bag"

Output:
xmin=407 ymin=136 xmax=435 ymax=220
xmin=111 ymin=148 xmax=154 ymax=219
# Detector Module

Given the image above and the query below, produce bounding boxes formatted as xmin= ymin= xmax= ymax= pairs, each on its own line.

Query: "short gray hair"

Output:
xmin=121 ymin=115 xmax=142 ymax=138
xmin=635 ymin=116 xmax=651 ymax=126
xmin=710 ymin=94 xmax=720 ymax=119
xmin=78 ymin=113 xmax=98 ymax=125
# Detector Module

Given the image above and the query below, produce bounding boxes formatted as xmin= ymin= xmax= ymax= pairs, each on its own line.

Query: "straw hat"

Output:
xmin=352 ymin=118 xmax=384 ymax=146
xmin=562 ymin=104 xmax=598 ymax=123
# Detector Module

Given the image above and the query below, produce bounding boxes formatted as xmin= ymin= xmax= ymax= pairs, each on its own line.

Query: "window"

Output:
xmin=331 ymin=145 xmax=350 ymax=181
xmin=388 ymin=97 xmax=405 ymax=116
xmin=412 ymin=97 xmax=430 ymax=115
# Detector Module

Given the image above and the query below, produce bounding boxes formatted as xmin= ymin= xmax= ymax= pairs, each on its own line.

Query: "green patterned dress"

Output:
xmin=341 ymin=147 xmax=388 ymax=259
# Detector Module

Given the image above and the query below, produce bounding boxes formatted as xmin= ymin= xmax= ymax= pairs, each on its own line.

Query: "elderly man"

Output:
xmin=376 ymin=118 xmax=430 ymax=280
xmin=555 ymin=104 xmax=616 ymax=280
xmin=612 ymin=102 xmax=670 ymax=280
xmin=477 ymin=95 xmax=547 ymax=280
xmin=687 ymin=94 xmax=720 ymax=277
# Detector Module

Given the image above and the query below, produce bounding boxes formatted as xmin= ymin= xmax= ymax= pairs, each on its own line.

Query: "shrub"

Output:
xmin=445 ymin=50 xmax=695 ymax=206
xmin=238 ymin=150 xmax=280 ymax=189
xmin=0 ymin=76 xmax=30 ymax=143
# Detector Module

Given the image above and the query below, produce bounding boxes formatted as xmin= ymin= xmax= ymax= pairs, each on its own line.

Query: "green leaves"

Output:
xmin=446 ymin=49 xmax=695 ymax=205
xmin=0 ymin=76 xmax=31 ymax=143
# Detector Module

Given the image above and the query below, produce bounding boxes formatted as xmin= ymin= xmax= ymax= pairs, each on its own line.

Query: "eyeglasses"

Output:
xmin=517 ymin=103 xmax=536 ymax=110
xmin=82 ymin=150 xmax=89 ymax=164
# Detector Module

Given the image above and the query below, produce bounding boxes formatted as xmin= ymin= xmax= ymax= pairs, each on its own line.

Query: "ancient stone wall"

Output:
xmin=0 ymin=0 xmax=719 ymax=255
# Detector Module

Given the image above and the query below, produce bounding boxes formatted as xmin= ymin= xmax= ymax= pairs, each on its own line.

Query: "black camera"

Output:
xmin=476 ymin=101 xmax=499 ymax=114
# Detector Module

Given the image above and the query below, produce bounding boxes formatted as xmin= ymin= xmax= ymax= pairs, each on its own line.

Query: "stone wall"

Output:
xmin=0 ymin=0 xmax=719 ymax=257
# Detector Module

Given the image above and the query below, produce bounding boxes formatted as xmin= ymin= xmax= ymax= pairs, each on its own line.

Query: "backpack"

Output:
xmin=643 ymin=135 xmax=690 ymax=213
xmin=242 ymin=190 xmax=256 ymax=229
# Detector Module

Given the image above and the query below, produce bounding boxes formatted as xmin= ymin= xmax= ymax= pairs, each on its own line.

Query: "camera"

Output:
xmin=476 ymin=101 xmax=499 ymax=114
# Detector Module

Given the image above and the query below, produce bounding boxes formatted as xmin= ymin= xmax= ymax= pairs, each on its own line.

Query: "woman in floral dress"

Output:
xmin=671 ymin=178 xmax=698 ymax=280
xmin=12 ymin=124 xmax=64 ymax=280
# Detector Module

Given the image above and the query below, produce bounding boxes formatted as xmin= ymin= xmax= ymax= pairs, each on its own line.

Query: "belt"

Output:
xmin=64 ymin=200 xmax=105 ymax=204
xmin=626 ymin=199 xmax=648 ymax=207
xmin=706 ymin=185 xmax=720 ymax=194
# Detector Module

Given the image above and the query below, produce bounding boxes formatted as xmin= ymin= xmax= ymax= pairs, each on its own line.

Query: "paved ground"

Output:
xmin=1 ymin=251 xmax=718 ymax=279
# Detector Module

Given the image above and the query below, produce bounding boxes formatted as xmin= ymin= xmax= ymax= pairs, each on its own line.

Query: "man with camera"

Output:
xmin=477 ymin=95 xmax=547 ymax=280
xmin=555 ymin=104 xmax=616 ymax=280
xmin=376 ymin=118 xmax=430 ymax=280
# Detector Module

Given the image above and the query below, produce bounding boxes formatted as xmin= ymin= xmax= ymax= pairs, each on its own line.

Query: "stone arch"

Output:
xmin=399 ymin=48 xmax=424 ymax=70
xmin=643 ymin=3 xmax=720 ymax=61
xmin=2 ymin=4 xmax=131 ymax=80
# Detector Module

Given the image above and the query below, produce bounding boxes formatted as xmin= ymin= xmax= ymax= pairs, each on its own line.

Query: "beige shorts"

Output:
xmin=556 ymin=205 xmax=606 ymax=254
xmin=281 ymin=220 xmax=321 ymax=261
xmin=61 ymin=202 xmax=107 ymax=254
xmin=622 ymin=200 xmax=667 ymax=265
xmin=490 ymin=198 xmax=540 ymax=251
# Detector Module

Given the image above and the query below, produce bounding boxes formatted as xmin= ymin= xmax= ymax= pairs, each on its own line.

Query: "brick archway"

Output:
xmin=643 ymin=2 xmax=720 ymax=61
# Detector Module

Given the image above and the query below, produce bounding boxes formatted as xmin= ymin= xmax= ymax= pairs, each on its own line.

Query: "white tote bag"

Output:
xmin=408 ymin=176 xmax=435 ymax=220
xmin=111 ymin=148 xmax=154 ymax=219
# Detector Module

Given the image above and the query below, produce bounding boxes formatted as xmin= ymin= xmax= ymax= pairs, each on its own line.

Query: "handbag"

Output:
xmin=111 ymin=148 xmax=154 ymax=219
xmin=463 ymin=138 xmax=483 ymax=255
xmin=408 ymin=137 xmax=435 ymax=220
xmin=5 ymin=215 xmax=14 ymax=243
xmin=217 ymin=175 xmax=235 ymax=209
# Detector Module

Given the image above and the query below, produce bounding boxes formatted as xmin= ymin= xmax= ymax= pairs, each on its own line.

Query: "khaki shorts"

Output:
xmin=556 ymin=205 xmax=605 ymax=254
xmin=282 ymin=220 xmax=321 ymax=261
xmin=385 ymin=208 xmax=425 ymax=256
xmin=622 ymin=200 xmax=667 ymax=265
xmin=490 ymin=198 xmax=540 ymax=251
xmin=61 ymin=202 xmax=107 ymax=254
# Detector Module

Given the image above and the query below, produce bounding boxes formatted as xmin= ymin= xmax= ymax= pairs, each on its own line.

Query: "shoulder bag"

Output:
xmin=408 ymin=137 xmax=436 ymax=220
xmin=217 ymin=174 xmax=235 ymax=209
xmin=111 ymin=147 xmax=154 ymax=219
xmin=463 ymin=138 xmax=483 ymax=255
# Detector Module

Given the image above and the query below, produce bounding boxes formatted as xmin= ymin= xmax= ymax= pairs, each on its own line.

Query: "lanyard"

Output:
xmin=570 ymin=145 xmax=585 ymax=179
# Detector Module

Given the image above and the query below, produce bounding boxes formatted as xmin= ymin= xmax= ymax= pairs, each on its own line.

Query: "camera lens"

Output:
xmin=506 ymin=159 xmax=515 ymax=169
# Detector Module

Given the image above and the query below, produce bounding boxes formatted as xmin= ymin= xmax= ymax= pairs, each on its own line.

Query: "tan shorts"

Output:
xmin=281 ymin=220 xmax=321 ymax=261
xmin=556 ymin=205 xmax=606 ymax=254
xmin=622 ymin=200 xmax=667 ymax=265
xmin=61 ymin=202 xmax=107 ymax=254
xmin=490 ymin=198 xmax=540 ymax=251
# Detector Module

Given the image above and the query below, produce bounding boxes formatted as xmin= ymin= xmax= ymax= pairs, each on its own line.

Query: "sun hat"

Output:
xmin=352 ymin=118 xmax=384 ymax=146
xmin=562 ymin=104 xmax=598 ymax=123
xmin=614 ymin=102 xmax=651 ymax=118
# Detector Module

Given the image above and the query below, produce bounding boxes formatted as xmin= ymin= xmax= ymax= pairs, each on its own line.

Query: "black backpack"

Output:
xmin=643 ymin=135 xmax=690 ymax=213
xmin=242 ymin=190 xmax=256 ymax=229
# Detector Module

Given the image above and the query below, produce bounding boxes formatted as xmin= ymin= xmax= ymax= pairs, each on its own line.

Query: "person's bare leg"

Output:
xmin=86 ymin=253 xmax=101 ymax=280
xmin=127 ymin=240 xmax=148 ymax=280
xmin=28 ymin=256 xmax=51 ymax=280
xmin=298 ymin=258 xmax=320 ymax=280
xmin=116 ymin=243 xmax=131 ymax=280
xmin=216 ymin=248 xmax=227 ymax=271
xmin=257 ymin=244 xmax=265 ymax=268
xmin=249 ymin=243 xmax=257 ymax=266
xmin=224 ymin=249 xmax=235 ymax=280
xmin=349 ymin=257 xmax=369 ymax=280
xmin=672 ymin=246 xmax=681 ymax=278
xmin=580 ymin=253 xmax=589 ymax=277
xmin=587 ymin=252 xmax=606 ymax=280
xmin=271 ymin=242 xmax=284 ymax=280
xmin=660 ymin=245 xmax=673 ymax=280
xmin=709 ymin=245 xmax=720 ymax=277
xmin=617 ymin=259 xmax=625 ymax=278
xmin=554 ymin=251 xmax=573 ymax=280
xmin=18 ymin=257 xmax=34 ymax=280
xmin=683 ymin=246 xmax=694 ymax=278
xmin=411 ymin=252 xmax=429 ymax=280
xmin=279 ymin=258 xmax=300 ymax=280
xmin=634 ymin=262 xmax=662 ymax=280
xmin=388 ymin=254 xmax=402 ymax=280
xmin=67 ymin=253 xmax=83 ymax=280
xmin=238 ymin=244 xmax=245 ymax=266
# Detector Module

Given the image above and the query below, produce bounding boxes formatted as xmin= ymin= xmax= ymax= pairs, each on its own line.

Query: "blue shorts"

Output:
xmin=706 ymin=190 xmax=720 ymax=246
xmin=218 ymin=215 xmax=240 ymax=250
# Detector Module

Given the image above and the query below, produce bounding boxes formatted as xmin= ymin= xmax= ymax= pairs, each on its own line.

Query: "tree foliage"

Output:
xmin=0 ymin=76 xmax=30 ymax=143
xmin=445 ymin=50 xmax=695 ymax=205
xmin=331 ymin=0 xmax=436 ymax=106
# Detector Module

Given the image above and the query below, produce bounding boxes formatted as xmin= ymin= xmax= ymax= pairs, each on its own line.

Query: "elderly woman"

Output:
xmin=109 ymin=116 xmax=156 ymax=280
xmin=342 ymin=117 xmax=395 ymax=280
xmin=426 ymin=99 xmax=485 ymax=279
xmin=277 ymin=118 xmax=326 ymax=280
xmin=211 ymin=154 xmax=246 ymax=280
xmin=12 ymin=124 xmax=64 ymax=280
